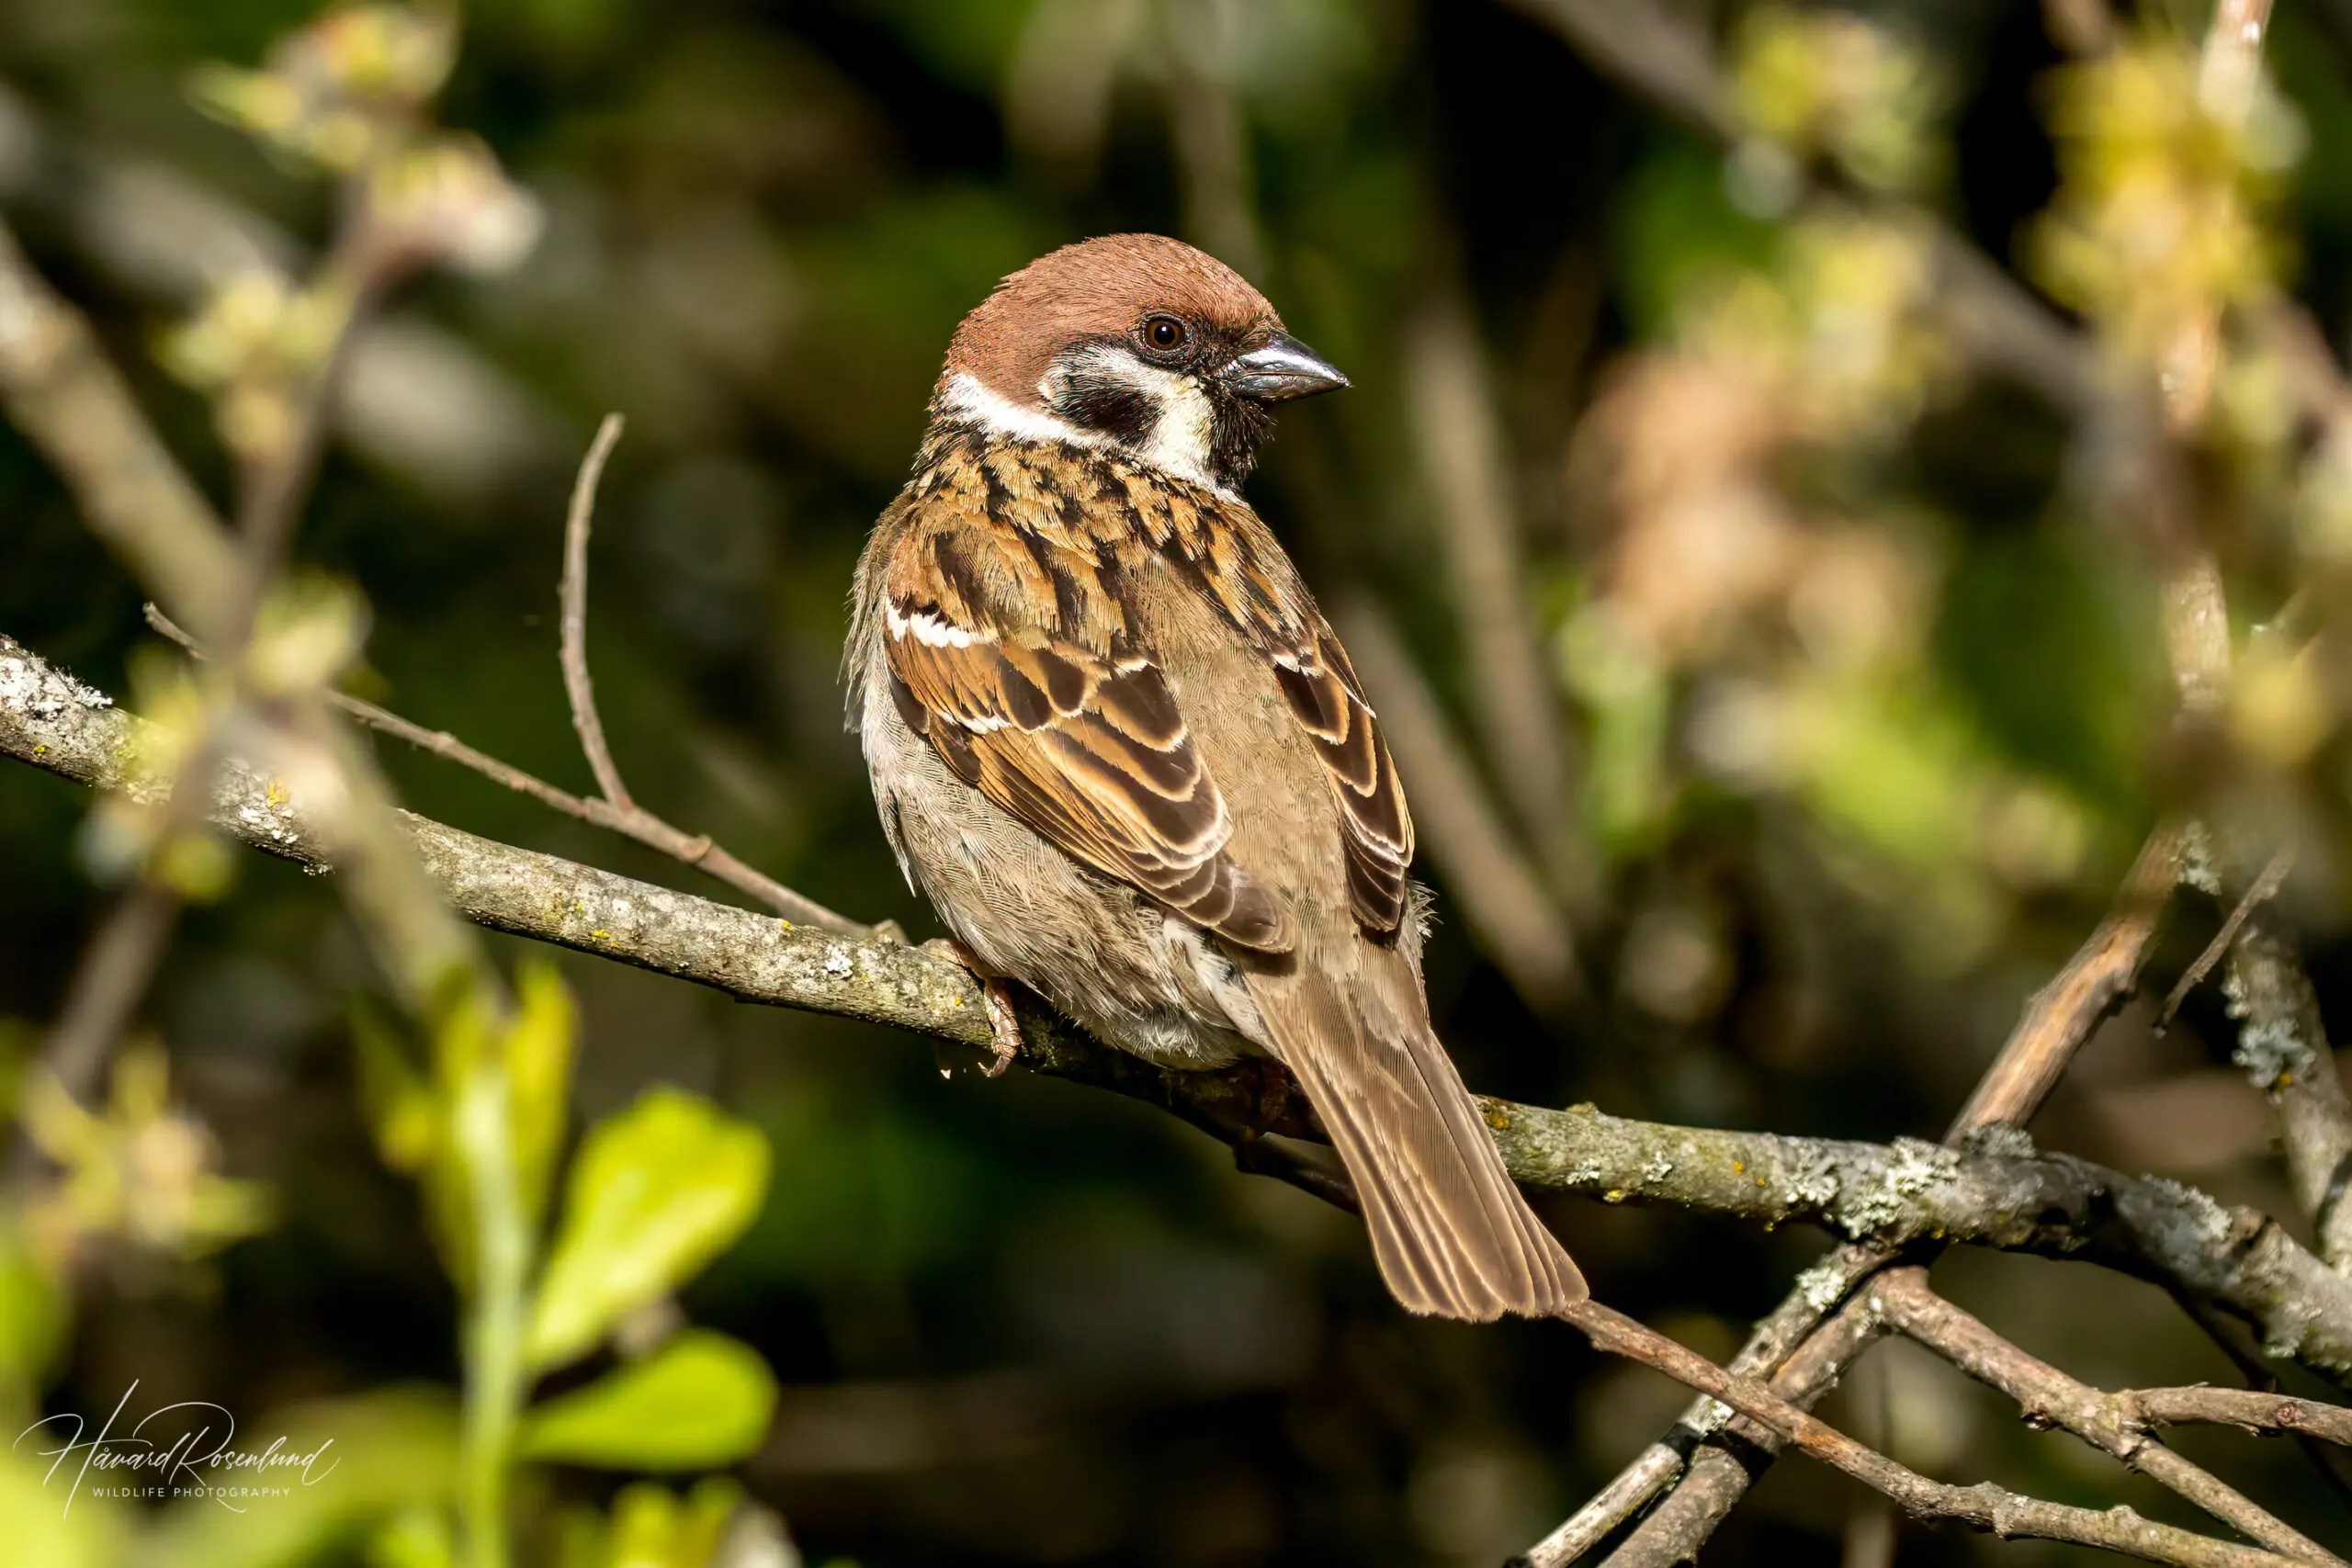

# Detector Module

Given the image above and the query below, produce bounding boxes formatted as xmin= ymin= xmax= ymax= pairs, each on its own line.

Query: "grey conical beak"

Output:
xmin=1224 ymin=332 xmax=1350 ymax=402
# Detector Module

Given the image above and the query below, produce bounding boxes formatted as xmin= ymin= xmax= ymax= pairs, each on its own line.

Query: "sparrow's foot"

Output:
xmin=924 ymin=938 xmax=1024 ymax=1077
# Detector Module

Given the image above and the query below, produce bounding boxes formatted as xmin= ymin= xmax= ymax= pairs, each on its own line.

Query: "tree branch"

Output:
xmin=1534 ymin=815 xmax=2188 ymax=1568
xmin=8 ymin=630 xmax=2352 ymax=1393
xmin=1872 ymin=1267 xmax=2346 ymax=1567
xmin=1566 ymin=1300 xmax=2306 ymax=1568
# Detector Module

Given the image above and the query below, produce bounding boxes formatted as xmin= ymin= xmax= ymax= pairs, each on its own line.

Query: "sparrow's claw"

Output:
xmin=924 ymin=938 xmax=1024 ymax=1076
xmin=977 ymin=979 xmax=1023 ymax=1077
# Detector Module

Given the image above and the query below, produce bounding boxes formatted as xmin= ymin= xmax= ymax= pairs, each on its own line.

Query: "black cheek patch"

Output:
xmin=1057 ymin=370 xmax=1159 ymax=446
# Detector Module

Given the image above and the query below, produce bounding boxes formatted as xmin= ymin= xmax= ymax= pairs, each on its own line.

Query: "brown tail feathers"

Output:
xmin=1250 ymin=964 xmax=1585 ymax=1319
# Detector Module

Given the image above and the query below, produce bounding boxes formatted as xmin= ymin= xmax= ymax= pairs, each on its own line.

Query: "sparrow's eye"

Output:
xmin=1141 ymin=315 xmax=1188 ymax=354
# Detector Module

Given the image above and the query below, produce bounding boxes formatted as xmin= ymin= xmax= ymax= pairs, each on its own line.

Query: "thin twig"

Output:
xmin=2170 ymin=1288 xmax=2352 ymax=1517
xmin=1550 ymin=817 xmax=2186 ymax=1567
xmin=1958 ymin=821 xmax=2188 ymax=1130
xmin=2163 ymin=0 xmax=2277 ymax=435
xmin=1402 ymin=290 xmax=1583 ymax=897
xmin=1873 ymin=1267 xmax=2346 ymax=1567
xmin=1604 ymin=1283 xmax=1891 ymax=1568
xmin=2163 ymin=847 xmax=2294 ymax=1029
xmin=1840 ymin=1352 xmax=1899 ymax=1568
xmin=2125 ymin=1387 xmax=2352 ymax=1449
xmin=142 ymin=604 xmax=863 ymax=936
xmin=1502 ymin=0 xmax=2101 ymax=419
xmin=220 ymin=230 xmax=399 ymax=654
xmin=1510 ymin=1446 xmax=1686 ymax=1567
xmin=559 ymin=413 xmax=632 ymax=809
xmin=0 ymin=219 xmax=240 ymax=642
xmin=1564 ymin=1300 xmax=2301 ymax=1568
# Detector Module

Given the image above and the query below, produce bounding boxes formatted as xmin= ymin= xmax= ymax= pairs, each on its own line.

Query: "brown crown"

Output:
xmin=940 ymin=234 xmax=1281 ymax=408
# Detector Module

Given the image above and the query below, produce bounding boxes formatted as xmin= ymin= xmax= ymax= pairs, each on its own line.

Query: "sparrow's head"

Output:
xmin=935 ymin=233 xmax=1347 ymax=492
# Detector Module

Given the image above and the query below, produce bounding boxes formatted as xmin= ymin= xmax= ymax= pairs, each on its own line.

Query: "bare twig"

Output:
xmin=2167 ymin=0 xmax=2278 ymax=426
xmin=1501 ymin=0 xmax=1730 ymax=141
xmin=1333 ymin=598 xmax=1581 ymax=1014
xmin=2124 ymin=1387 xmax=2352 ymax=1449
xmin=1873 ymin=1267 xmax=2346 ymax=1567
xmin=218 ymin=229 xmax=401 ymax=655
xmin=1563 ymin=1300 xmax=2301 ymax=1568
xmin=1510 ymin=1446 xmax=1686 ymax=1567
xmin=1157 ymin=3 xmax=1263 ymax=283
xmin=559 ymin=413 xmax=633 ymax=810
xmin=142 ymin=604 xmax=862 ymax=936
xmin=1605 ymin=1299 xmax=1891 ymax=1568
xmin=1544 ymin=817 xmax=2188 ymax=1567
xmin=1402 ymin=290 xmax=1583 ymax=897
xmin=2163 ymin=847 xmax=2293 ymax=1028
xmin=1957 ymin=821 xmax=2188 ymax=1130
xmin=2171 ymin=1285 xmax=2352 ymax=1517
xmin=1840 ymin=1353 xmax=1900 ymax=1568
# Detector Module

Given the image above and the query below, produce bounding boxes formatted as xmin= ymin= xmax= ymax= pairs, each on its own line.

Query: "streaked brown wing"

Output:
xmin=879 ymin=515 xmax=1292 ymax=953
xmin=1269 ymin=627 xmax=1415 ymax=936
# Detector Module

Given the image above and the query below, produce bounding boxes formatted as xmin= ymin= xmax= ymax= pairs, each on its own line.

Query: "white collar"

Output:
xmin=935 ymin=372 xmax=1236 ymax=502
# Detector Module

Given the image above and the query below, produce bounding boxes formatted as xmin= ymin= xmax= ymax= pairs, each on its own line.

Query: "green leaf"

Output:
xmin=524 ymin=1089 xmax=768 ymax=1371
xmin=515 ymin=1332 xmax=776 ymax=1471
xmin=366 ymin=1506 xmax=458 ymax=1568
xmin=352 ymin=998 xmax=437 ymax=1175
xmin=418 ymin=974 xmax=504 ymax=1292
xmin=0 ymin=1221 xmax=64 ymax=1392
xmin=504 ymin=958 xmax=578 ymax=1229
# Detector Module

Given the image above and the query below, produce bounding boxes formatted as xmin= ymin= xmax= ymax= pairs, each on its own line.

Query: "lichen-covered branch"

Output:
xmin=8 ymin=628 xmax=2352 ymax=1390
xmin=2222 ymin=917 xmax=2352 ymax=1273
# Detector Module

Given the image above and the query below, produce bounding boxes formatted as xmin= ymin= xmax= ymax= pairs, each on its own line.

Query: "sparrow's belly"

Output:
xmin=854 ymin=645 xmax=1270 ymax=1071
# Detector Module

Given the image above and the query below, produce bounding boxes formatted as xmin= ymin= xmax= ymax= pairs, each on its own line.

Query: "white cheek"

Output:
xmin=944 ymin=357 xmax=1236 ymax=499
xmin=1137 ymin=375 xmax=1216 ymax=484
xmin=1057 ymin=346 xmax=1218 ymax=491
